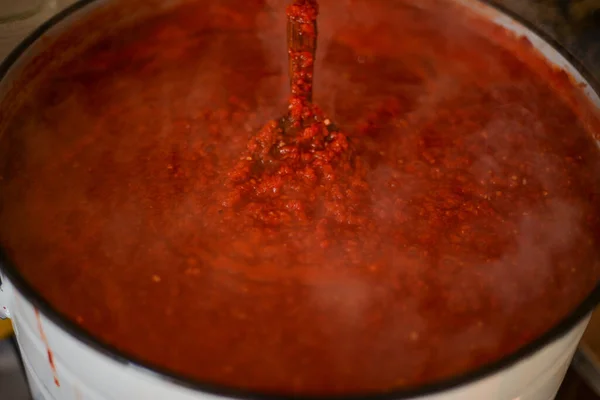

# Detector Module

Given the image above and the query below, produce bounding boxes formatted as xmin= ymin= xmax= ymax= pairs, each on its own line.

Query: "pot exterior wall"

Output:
xmin=4 ymin=279 xmax=592 ymax=400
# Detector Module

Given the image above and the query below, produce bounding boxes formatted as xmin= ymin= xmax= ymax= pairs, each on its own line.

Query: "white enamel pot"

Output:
xmin=0 ymin=0 xmax=599 ymax=399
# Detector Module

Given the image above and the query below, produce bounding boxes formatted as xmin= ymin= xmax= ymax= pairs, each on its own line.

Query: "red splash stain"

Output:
xmin=34 ymin=308 xmax=60 ymax=387
xmin=47 ymin=350 xmax=55 ymax=369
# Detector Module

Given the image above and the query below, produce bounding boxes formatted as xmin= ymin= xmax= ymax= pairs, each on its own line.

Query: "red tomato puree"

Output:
xmin=0 ymin=0 xmax=599 ymax=396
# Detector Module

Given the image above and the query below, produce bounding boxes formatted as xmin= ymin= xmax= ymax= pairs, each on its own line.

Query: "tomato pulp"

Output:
xmin=0 ymin=0 xmax=599 ymax=396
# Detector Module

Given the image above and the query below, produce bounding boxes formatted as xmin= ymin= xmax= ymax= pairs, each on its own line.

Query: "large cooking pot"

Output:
xmin=0 ymin=0 xmax=599 ymax=399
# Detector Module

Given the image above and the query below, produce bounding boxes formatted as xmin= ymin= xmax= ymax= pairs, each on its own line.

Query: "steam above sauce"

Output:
xmin=0 ymin=0 xmax=598 ymax=396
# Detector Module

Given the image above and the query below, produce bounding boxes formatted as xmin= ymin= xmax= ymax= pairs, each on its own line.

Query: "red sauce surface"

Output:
xmin=1 ymin=0 xmax=600 ymax=395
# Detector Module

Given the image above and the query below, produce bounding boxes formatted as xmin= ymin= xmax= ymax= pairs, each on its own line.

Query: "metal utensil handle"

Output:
xmin=287 ymin=0 xmax=318 ymax=104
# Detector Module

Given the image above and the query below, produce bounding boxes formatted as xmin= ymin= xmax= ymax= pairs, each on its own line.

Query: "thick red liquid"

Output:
xmin=0 ymin=0 xmax=599 ymax=395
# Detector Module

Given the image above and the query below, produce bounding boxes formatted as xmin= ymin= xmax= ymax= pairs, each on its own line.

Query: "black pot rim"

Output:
xmin=0 ymin=1 xmax=599 ymax=399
